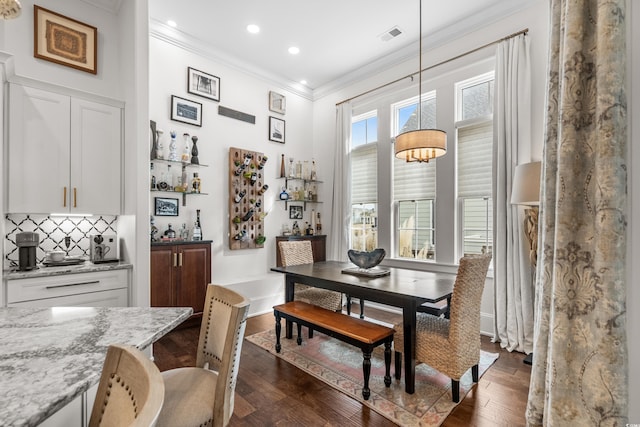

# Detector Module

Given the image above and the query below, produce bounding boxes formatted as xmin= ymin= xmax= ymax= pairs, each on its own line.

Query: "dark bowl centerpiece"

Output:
xmin=347 ymin=248 xmax=386 ymax=270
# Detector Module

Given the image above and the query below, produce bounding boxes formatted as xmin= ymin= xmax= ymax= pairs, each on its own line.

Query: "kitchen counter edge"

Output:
xmin=3 ymin=261 xmax=133 ymax=280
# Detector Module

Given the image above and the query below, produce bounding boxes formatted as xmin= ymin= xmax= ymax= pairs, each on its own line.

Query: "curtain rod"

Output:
xmin=336 ymin=28 xmax=528 ymax=106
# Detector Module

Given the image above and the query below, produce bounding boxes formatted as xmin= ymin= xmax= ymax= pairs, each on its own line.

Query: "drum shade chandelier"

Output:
xmin=395 ymin=0 xmax=447 ymax=163
xmin=0 ymin=0 xmax=21 ymax=19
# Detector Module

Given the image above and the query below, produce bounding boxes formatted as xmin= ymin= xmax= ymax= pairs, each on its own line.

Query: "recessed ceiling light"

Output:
xmin=288 ymin=46 xmax=300 ymax=55
xmin=167 ymin=20 xmax=177 ymax=28
xmin=300 ymin=80 xmax=307 ymax=85
xmin=247 ymin=24 xmax=260 ymax=34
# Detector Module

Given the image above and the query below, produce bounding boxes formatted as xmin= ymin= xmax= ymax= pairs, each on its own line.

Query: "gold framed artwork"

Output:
xmin=33 ymin=5 xmax=98 ymax=75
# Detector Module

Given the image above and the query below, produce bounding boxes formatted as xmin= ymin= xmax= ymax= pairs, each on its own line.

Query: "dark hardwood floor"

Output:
xmin=153 ymin=305 xmax=531 ymax=426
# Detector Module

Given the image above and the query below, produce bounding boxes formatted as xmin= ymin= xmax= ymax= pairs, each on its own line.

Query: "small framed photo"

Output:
xmin=155 ymin=197 xmax=179 ymax=216
xmin=188 ymin=67 xmax=220 ymax=102
xmin=171 ymin=95 xmax=202 ymax=127
xmin=289 ymin=205 xmax=303 ymax=220
xmin=269 ymin=116 xmax=285 ymax=143
xmin=34 ymin=6 xmax=97 ymax=74
xmin=269 ymin=91 xmax=286 ymax=114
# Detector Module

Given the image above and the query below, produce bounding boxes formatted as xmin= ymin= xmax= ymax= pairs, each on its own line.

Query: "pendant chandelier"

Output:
xmin=0 ymin=0 xmax=21 ymax=19
xmin=394 ymin=0 xmax=447 ymax=163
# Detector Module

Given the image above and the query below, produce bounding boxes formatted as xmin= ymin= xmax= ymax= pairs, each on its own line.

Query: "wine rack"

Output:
xmin=228 ymin=147 xmax=267 ymax=250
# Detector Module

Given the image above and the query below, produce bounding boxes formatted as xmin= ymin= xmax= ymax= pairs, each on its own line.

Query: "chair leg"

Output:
xmin=394 ymin=351 xmax=402 ymax=380
xmin=296 ymin=322 xmax=302 ymax=345
xmin=451 ymin=379 xmax=460 ymax=403
xmin=472 ymin=364 xmax=479 ymax=382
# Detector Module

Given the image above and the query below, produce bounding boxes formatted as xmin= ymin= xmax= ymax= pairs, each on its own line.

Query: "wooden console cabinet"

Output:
xmin=275 ymin=235 xmax=326 ymax=267
xmin=151 ymin=241 xmax=211 ymax=318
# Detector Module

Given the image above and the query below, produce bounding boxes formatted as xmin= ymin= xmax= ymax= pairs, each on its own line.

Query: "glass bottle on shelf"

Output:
xmin=303 ymin=160 xmax=310 ymax=180
xmin=168 ymin=131 xmax=179 ymax=161
xmin=311 ymin=159 xmax=317 ymax=181
xmin=316 ymin=212 xmax=322 ymax=234
xmin=289 ymin=157 xmax=295 ymax=178
xmin=191 ymin=172 xmax=201 ymax=193
xmin=164 ymin=223 xmax=176 ymax=239
xmin=295 ymin=161 xmax=302 ymax=178
xmin=180 ymin=223 xmax=189 ymax=240
xmin=181 ymin=133 xmax=191 ymax=162
xmin=280 ymin=154 xmax=286 ymax=178
xmin=150 ymin=163 xmax=157 ymax=190
xmin=181 ymin=167 xmax=188 ymax=192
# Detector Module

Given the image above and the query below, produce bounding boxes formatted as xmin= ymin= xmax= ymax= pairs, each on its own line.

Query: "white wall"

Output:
xmin=311 ymin=0 xmax=550 ymax=336
xmin=148 ymin=36 xmax=316 ymax=288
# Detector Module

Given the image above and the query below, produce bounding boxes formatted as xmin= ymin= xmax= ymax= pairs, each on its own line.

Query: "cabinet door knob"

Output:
xmin=63 ymin=187 xmax=67 ymax=208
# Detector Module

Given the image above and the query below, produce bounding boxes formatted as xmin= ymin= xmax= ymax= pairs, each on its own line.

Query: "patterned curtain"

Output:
xmin=526 ymin=0 xmax=628 ymax=425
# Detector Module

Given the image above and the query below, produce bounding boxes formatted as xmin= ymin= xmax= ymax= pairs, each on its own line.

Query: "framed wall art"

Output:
xmin=155 ymin=197 xmax=179 ymax=216
xmin=289 ymin=205 xmax=303 ymax=220
xmin=269 ymin=91 xmax=286 ymax=114
xmin=188 ymin=67 xmax=220 ymax=101
xmin=269 ymin=116 xmax=285 ymax=143
xmin=34 ymin=5 xmax=98 ymax=74
xmin=171 ymin=95 xmax=202 ymax=127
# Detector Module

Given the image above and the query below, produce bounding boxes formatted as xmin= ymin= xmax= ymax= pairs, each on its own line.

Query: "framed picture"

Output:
xmin=171 ymin=95 xmax=202 ymax=127
xmin=187 ymin=67 xmax=220 ymax=102
xmin=34 ymin=6 xmax=98 ymax=74
xmin=269 ymin=116 xmax=285 ymax=143
xmin=154 ymin=197 xmax=179 ymax=216
xmin=269 ymin=91 xmax=286 ymax=114
xmin=289 ymin=205 xmax=303 ymax=219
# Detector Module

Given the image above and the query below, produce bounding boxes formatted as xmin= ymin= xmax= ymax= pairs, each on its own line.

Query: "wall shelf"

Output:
xmin=277 ymin=177 xmax=321 ymax=211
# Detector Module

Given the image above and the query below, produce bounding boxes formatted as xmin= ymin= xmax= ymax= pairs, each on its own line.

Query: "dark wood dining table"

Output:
xmin=271 ymin=260 xmax=456 ymax=394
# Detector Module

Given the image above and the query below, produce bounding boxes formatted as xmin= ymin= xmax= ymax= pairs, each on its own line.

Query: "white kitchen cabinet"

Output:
xmin=6 ymin=269 xmax=129 ymax=307
xmin=7 ymin=83 xmax=122 ymax=215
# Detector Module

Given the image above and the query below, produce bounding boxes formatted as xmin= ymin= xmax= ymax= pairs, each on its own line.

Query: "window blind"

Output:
xmin=393 ymin=159 xmax=436 ymax=200
xmin=351 ymin=143 xmax=377 ymax=204
xmin=457 ymin=121 xmax=493 ymax=198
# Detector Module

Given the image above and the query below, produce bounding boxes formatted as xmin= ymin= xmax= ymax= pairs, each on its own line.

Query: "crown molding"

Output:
xmin=149 ymin=20 xmax=314 ymax=101
xmin=79 ymin=0 xmax=123 ymax=14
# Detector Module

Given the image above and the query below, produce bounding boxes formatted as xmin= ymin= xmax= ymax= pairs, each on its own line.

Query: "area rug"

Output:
xmin=246 ymin=327 xmax=499 ymax=426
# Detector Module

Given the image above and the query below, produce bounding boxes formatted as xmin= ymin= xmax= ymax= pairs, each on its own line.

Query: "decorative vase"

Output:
xmin=347 ymin=248 xmax=386 ymax=270
xmin=156 ymin=129 xmax=164 ymax=159
xmin=150 ymin=120 xmax=157 ymax=160
xmin=191 ymin=136 xmax=199 ymax=164
xmin=168 ymin=131 xmax=179 ymax=161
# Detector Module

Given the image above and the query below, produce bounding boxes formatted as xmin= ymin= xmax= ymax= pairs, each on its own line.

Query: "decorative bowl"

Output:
xmin=347 ymin=248 xmax=386 ymax=270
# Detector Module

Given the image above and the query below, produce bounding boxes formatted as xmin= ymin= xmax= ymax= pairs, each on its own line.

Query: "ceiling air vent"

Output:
xmin=379 ymin=26 xmax=403 ymax=42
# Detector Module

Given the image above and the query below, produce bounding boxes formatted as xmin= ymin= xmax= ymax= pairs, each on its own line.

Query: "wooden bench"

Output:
xmin=273 ymin=301 xmax=394 ymax=400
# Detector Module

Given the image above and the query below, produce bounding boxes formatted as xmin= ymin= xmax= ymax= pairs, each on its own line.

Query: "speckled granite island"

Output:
xmin=0 ymin=306 xmax=192 ymax=427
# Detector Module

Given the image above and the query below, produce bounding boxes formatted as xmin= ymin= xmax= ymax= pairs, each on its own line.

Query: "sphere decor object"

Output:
xmin=347 ymin=248 xmax=386 ymax=270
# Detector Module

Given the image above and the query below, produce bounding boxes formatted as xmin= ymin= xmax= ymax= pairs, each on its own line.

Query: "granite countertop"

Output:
xmin=3 ymin=260 xmax=133 ymax=280
xmin=0 ymin=306 xmax=193 ymax=427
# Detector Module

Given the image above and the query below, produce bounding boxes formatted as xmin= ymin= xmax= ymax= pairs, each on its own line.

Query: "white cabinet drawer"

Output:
xmin=8 ymin=288 xmax=128 ymax=308
xmin=7 ymin=270 xmax=128 ymax=304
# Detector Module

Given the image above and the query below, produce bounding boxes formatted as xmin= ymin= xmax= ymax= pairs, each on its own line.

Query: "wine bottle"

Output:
xmin=234 ymin=190 xmax=246 ymax=203
xmin=242 ymin=208 xmax=254 ymax=221
xmin=193 ymin=209 xmax=202 ymax=240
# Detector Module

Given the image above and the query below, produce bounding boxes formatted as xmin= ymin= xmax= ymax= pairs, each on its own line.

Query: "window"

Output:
xmin=350 ymin=111 xmax=378 ymax=251
xmin=392 ymin=93 xmax=437 ymax=259
xmin=456 ymin=72 xmax=494 ymax=257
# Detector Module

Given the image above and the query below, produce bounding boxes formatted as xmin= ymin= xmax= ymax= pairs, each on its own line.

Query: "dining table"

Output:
xmin=0 ymin=306 xmax=193 ymax=427
xmin=271 ymin=260 xmax=456 ymax=394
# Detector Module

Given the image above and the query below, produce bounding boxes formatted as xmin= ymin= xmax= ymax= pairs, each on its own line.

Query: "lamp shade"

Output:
xmin=511 ymin=161 xmax=541 ymax=205
xmin=395 ymin=129 xmax=447 ymax=163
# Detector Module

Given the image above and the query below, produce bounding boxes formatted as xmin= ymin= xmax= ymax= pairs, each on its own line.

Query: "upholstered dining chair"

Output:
xmin=89 ymin=343 xmax=164 ymax=427
xmin=394 ymin=253 xmax=492 ymax=403
xmin=156 ymin=284 xmax=250 ymax=427
xmin=278 ymin=240 xmax=343 ymax=313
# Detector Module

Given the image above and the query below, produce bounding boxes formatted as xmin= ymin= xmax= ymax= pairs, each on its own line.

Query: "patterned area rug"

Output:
xmin=246 ymin=327 xmax=499 ymax=426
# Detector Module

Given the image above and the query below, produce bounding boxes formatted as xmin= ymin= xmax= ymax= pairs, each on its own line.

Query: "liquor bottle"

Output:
xmin=280 ymin=154 xmax=286 ymax=178
xmin=168 ymin=131 xmax=179 ymax=161
xmin=164 ymin=223 xmax=176 ymax=239
xmin=242 ymin=208 xmax=254 ymax=221
xmin=303 ymin=160 xmax=310 ymax=180
xmin=295 ymin=161 xmax=302 ymax=178
xmin=316 ymin=212 xmax=322 ymax=234
xmin=181 ymin=133 xmax=191 ymax=162
xmin=150 ymin=163 xmax=157 ymax=190
xmin=193 ymin=209 xmax=202 ymax=240
xmin=166 ymin=164 xmax=174 ymax=190
xmin=191 ymin=172 xmax=201 ymax=193
xmin=234 ymin=189 xmax=246 ymax=203
xmin=181 ymin=167 xmax=188 ymax=192
xmin=258 ymin=155 xmax=268 ymax=170
xmin=289 ymin=157 xmax=295 ymax=178
xmin=311 ymin=209 xmax=316 ymax=231
xmin=180 ymin=223 xmax=189 ymax=240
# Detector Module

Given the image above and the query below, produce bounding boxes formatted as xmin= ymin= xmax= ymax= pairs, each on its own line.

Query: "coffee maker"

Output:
xmin=16 ymin=231 xmax=39 ymax=271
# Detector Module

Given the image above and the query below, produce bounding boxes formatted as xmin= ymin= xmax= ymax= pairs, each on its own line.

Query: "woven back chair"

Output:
xmin=157 ymin=284 xmax=250 ymax=427
xmin=278 ymin=240 xmax=342 ymax=312
xmin=89 ymin=344 xmax=164 ymax=427
xmin=394 ymin=253 xmax=492 ymax=402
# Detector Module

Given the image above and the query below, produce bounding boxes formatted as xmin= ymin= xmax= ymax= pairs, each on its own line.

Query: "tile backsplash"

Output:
xmin=4 ymin=214 xmax=118 ymax=268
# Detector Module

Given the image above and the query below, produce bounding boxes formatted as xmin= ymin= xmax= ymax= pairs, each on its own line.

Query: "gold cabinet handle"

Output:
xmin=63 ymin=187 xmax=67 ymax=207
xmin=178 ymin=253 xmax=183 ymax=267
xmin=73 ymin=187 xmax=77 ymax=208
xmin=173 ymin=253 xmax=177 ymax=267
